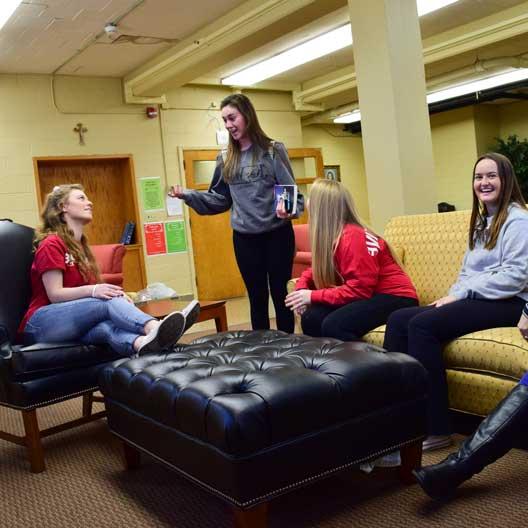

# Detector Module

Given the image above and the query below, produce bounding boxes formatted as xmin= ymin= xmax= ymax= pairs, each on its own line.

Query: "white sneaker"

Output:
xmin=181 ymin=300 xmax=200 ymax=334
xmin=137 ymin=311 xmax=185 ymax=355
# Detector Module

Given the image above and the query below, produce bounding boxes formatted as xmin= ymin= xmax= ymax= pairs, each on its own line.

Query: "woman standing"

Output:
xmin=170 ymin=94 xmax=303 ymax=333
xmin=285 ymin=179 xmax=418 ymax=340
xmin=383 ymin=153 xmax=528 ymax=451
xmin=20 ymin=184 xmax=198 ymax=356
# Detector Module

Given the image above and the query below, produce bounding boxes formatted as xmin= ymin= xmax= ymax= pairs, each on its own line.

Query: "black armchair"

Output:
xmin=0 ymin=220 xmax=121 ymax=472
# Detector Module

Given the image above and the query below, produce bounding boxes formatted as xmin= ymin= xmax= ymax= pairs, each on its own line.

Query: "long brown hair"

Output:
xmin=34 ymin=184 xmax=100 ymax=282
xmin=220 ymin=93 xmax=272 ymax=182
xmin=469 ymin=152 xmax=527 ymax=250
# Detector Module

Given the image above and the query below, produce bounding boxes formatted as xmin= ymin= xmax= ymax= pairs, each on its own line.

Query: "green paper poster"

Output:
xmin=165 ymin=221 xmax=187 ymax=253
xmin=140 ymin=177 xmax=164 ymax=211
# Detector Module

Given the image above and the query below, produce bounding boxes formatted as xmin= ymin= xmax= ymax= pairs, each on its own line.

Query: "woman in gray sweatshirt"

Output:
xmin=383 ymin=152 xmax=528 ymax=452
xmin=169 ymin=94 xmax=303 ymax=333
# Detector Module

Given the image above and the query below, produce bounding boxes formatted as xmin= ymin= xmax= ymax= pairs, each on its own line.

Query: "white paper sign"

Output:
xmin=166 ymin=194 xmax=183 ymax=216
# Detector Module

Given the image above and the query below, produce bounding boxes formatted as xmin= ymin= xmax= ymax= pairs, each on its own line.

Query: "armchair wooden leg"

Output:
xmin=233 ymin=502 xmax=268 ymax=528
xmin=82 ymin=392 xmax=94 ymax=417
xmin=399 ymin=439 xmax=423 ymax=484
xmin=122 ymin=440 xmax=141 ymax=470
xmin=22 ymin=409 xmax=45 ymax=473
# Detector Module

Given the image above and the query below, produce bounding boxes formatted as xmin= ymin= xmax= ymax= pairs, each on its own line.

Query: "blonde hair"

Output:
xmin=34 ymin=184 xmax=100 ymax=282
xmin=220 ymin=94 xmax=272 ymax=182
xmin=308 ymin=179 xmax=364 ymax=289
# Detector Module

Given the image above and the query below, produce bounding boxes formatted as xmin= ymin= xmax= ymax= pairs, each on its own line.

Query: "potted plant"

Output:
xmin=490 ymin=134 xmax=528 ymax=199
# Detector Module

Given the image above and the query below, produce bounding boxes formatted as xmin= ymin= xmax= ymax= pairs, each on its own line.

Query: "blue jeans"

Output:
xmin=521 ymin=372 xmax=528 ymax=386
xmin=24 ymin=297 xmax=154 ymax=356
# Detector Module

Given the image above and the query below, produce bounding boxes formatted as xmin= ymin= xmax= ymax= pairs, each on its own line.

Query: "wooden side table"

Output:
xmin=137 ymin=299 xmax=228 ymax=333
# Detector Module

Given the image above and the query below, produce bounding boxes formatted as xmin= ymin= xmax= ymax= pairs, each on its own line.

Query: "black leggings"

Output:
xmin=301 ymin=293 xmax=418 ymax=340
xmin=383 ymin=297 xmax=526 ymax=436
xmin=233 ymin=223 xmax=295 ymax=333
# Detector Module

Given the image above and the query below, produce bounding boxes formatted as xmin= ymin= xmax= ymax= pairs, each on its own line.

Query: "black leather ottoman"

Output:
xmin=100 ymin=330 xmax=428 ymax=527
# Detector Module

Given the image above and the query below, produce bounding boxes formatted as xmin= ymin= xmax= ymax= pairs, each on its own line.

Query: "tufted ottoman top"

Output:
xmin=100 ymin=331 xmax=427 ymax=457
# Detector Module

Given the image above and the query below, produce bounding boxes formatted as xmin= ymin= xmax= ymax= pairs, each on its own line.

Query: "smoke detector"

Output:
xmin=104 ymin=23 xmax=118 ymax=36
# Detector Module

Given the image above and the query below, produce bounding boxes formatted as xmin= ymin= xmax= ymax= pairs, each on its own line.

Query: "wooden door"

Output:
xmin=183 ymin=150 xmax=245 ymax=300
xmin=182 ymin=147 xmax=324 ymax=301
xmin=33 ymin=154 xmax=147 ymax=292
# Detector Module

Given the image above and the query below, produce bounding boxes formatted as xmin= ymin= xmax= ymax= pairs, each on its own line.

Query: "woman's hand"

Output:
xmin=168 ymin=185 xmax=185 ymax=198
xmin=430 ymin=295 xmax=457 ymax=308
xmin=92 ymin=283 xmax=124 ymax=300
xmin=518 ymin=312 xmax=528 ymax=340
xmin=285 ymin=289 xmax=312 ymax=311
xmin=276 ymin=198 xmax=292 ymax=219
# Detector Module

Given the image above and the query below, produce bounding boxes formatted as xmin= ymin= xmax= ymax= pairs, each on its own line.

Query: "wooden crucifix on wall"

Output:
xmin=73 ymin=123 xmax=88 ymax=145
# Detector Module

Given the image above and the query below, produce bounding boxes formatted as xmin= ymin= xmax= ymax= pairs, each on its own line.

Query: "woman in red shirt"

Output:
xmin=285 ymin=179 xmax=418 ymax=340
xmin=20 ymin=184 xmax=198 ymax=356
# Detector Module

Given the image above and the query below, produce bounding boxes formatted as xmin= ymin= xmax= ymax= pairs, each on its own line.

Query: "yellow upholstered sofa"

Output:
xmin=289 ymin=210 xmax=528 ymax=417
xmin=362 ymin=210 xmax=528 ymax=417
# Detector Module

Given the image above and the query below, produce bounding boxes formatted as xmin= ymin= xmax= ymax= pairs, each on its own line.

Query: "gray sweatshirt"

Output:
xmin=449 ymin=204 xmax=528 ymax=301
xmin=182 ymin=142 xmax=304 ymax=234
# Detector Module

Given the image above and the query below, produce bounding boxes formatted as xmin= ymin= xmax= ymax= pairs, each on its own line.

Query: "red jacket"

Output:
xmin=295 ymin=224 xmax=417 ymax=306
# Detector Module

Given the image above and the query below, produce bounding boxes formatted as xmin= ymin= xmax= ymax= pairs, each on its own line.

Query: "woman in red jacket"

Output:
xmin=285 ymin=179 xmax=418 ymax=340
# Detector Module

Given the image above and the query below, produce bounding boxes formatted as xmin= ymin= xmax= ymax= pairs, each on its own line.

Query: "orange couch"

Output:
xmin=292 ymin=224 xmax=311 ymax=278
xmin=91 ymin=244 xmax=126 ymax=287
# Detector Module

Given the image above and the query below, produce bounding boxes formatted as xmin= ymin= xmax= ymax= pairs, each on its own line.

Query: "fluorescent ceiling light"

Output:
xmin=416 ymin=0 xmax=459 ymax=16
xmin=334 ymin=110 xmax=361 ymax=124
xmin=222 ymin=25 xmax=352 ymax=86
xmin=333 ymin=68 xmax=528 ymax=123
xmin=222 ymin=0 xmax=461 ymax=86
xmin=426 ymin=69 xmax=528 ymax=103
xmin=0 ymin=0 xmax=22 ymax=30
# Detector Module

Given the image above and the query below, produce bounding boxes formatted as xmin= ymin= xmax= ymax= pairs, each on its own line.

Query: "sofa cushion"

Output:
xmin=383 ymin=211 xmax=469 ymax=304
xmin=365 ymin=325 xmax=528 ymax=381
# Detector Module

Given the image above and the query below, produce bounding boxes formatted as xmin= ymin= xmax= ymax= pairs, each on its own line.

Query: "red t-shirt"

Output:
xmin=295 ymin=224 xmax=417 ymax=306
xmin=18 ymin=234 xmax=94 ymax=334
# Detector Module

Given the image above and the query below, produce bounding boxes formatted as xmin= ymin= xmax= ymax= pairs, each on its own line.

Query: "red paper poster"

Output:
xmin=144 ymin=222 xmax=167 ymax=256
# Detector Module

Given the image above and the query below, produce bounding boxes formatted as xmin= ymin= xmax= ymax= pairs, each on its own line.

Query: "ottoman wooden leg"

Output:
xmin=233 ymin=502 xmax=268 ymax=528
xmin=399 ymin=439 xmax=423 ymax=484
xmin=122 ymin=441 xmax=141 ymax=470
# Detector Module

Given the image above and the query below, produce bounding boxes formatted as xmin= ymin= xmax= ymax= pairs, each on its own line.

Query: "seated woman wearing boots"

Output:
xmin=383 ymin=153 xmax=528 ymax=452
xmin=413 ymin=306 xmax=528 ymax=500
xmin=19 ymin=184 xmax=199 ymax=356
xmin=285 ymin=179 xmax=418 ymax=340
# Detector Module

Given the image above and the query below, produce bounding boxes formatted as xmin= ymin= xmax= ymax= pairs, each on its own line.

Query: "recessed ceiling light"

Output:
xmin=0 ymin=0 xmax=22 ymax=31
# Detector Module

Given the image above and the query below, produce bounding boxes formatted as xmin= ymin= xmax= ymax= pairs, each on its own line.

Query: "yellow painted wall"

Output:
xmin=301 ymin=125 xmax=370 ymax=223
xmin=302 ymin=107 xmax=481 ymax=221
xmin=430 ymin=107 xmax=477 ymax=212
xmin=474 ymin=105 xmax=500 ymax=156
xmin=499 ymin=100 xmax=528 ymax=138
xmin=0 ymin=75 xmax=303 ymax=296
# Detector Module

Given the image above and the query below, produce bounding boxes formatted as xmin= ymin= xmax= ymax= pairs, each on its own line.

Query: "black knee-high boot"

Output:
xmin=413 ymin=384 xmax=528 ymax=499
